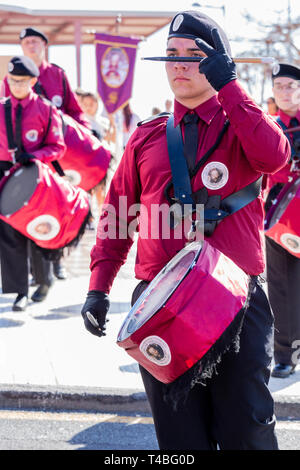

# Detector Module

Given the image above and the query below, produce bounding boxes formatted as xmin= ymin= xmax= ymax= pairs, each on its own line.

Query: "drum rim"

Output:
xmin=265 ymin=176 xmax=300 ymax=231
xmin=117 ymin=241 xmax=203 ymax=342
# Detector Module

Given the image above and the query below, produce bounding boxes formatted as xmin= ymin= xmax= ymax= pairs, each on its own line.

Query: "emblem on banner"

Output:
xmin=101 ymin=47 xmax=129 ymax=88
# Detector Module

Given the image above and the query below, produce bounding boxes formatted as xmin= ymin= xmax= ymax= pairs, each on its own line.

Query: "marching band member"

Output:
xmin=81 ymin=11 xmax=289 ymax=449
xmin=0 ymin=56 xmax=65 ymax=311
xmin=20 ymin=27 xmax=89 ymax=129
xmin=265 ymin=63 xmax=300 ymax=378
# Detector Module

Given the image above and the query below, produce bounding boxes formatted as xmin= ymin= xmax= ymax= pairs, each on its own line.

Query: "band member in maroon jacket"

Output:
xmin=0 ymin=56 xmax=65 ymax=311
xmin=265 ymin=63 xmax=300 ymax=378
xmin=81 ymin=11 xmax=289 ymax=449
xmin=13 ymin=26 xmax=88 ymax=279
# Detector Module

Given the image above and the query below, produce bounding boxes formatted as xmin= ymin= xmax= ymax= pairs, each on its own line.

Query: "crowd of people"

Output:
xmin=0 ymin=9 xmax=300 ymax=450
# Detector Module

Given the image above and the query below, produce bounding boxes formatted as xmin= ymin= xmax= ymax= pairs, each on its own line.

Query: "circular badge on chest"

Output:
xmin=25 ymin=129 xmax=38 ymax=142
xmin=52 ymin=95 xmax=63 ymax=108
xmin=201 ymin=161 xmax=229 ymax=190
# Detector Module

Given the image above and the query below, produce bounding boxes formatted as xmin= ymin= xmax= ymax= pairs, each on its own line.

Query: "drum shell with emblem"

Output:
xmin=0 ymin=159 xmax=90 ymax=250
xmin=117 ymin=241 xmax=249 ymax=384
xmin=265 ymin=176 xmax=300 ymax=258
xmin=58 ymin=114 xmax=111 ymax=191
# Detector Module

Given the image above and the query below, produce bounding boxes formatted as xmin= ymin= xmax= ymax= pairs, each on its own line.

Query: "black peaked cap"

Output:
xmin=19 ymin=27 xmax=48 ymax=44
xmin=8 ymin=56 xmax=39 ymax=77
xmin=272 ymin=63 xmax=300 ymax=81
xmin=168 ymin=10 xmax=231 ymax=55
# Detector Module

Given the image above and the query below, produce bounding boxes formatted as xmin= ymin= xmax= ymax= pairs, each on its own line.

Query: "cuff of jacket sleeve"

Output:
xmin=88 ymin=260 xmax=121 ymax=294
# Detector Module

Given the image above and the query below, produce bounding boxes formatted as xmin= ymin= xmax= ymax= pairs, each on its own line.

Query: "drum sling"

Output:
xmin=165 ymin=114 xmax=262 ymax=236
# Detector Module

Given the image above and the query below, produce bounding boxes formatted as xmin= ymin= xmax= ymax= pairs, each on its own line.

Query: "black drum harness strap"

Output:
xmin=4 ymin=96 xmax=65 ymax=177
xmin=165 ymin=114 xmax=262 ymax=237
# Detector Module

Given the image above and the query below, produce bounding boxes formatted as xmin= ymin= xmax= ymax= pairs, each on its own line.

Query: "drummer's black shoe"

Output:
xmin=271 ymin=363 xmax=296 ymax=378
xmin=12 ymin=294 xmax=28 ymax=312
xmin=31 ymin=284 xmax=50 ymax=302
xmin=53 ymin=261 xmax=67 ymax=280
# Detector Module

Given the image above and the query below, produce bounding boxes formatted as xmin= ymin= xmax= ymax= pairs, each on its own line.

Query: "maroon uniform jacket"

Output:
xmin=0 ymin=90 xmax=66 ymax=163
xmin=89 ymin=80 xmax=290 ymax=293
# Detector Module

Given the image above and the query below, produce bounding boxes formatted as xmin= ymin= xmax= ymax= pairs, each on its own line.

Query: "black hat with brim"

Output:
xmin=168 ymin=10 xmax=231 ymax=55
xmin=272 ymin=63 xmax=300 ymax=81
xmin=8 ymin=56 xmax=39 ymax=77
xmin=19 ymin=27 xmax=48 ymax=44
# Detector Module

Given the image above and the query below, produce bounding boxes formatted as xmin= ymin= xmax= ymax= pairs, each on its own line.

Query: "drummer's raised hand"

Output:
xmin=195 ymin=28 xmax=237 ymax=91
xmin=81 ymin=290 xmax=110 ymax=337
xmin=16 ymin=152 xmax=35 ymax=166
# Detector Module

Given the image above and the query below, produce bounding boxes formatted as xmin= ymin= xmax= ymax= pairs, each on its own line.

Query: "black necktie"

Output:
xmin=15 ymin=103 xmax=23 ymax=159
xmin=182 ymin=112 xmax=199 ymax=173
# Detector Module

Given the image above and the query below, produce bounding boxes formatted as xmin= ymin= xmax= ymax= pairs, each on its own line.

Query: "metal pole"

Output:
xmin=74 ymin=20 xmax=82 ymax=88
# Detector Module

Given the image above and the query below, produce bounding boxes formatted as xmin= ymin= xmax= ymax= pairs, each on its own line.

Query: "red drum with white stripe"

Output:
xmin=0 ymin=160 xmax=90 ymax=251
xmin=59 ymin=114 xmax=111 ymax=191
xmin=117 ymin=241 xmax=249 ymax=384
xmin=265 ymin=176 xmax=300 ymax=258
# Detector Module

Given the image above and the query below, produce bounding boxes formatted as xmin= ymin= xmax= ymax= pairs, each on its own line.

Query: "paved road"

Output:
xmin=0 ymin=408 xmax=299 ymax=450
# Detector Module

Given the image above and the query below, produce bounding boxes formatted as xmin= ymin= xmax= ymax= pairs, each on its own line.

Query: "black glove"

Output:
xmin=81 ymin=290 xmax=110 ymax=337
xmin=16 ymin=152 xmax=35 ymax=166
xmin=195 ymin=28 xmax=237 ymax=92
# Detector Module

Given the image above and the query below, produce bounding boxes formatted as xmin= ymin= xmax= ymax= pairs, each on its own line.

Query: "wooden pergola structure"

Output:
xmin=0 ymin=4 xmax=176 ymax=85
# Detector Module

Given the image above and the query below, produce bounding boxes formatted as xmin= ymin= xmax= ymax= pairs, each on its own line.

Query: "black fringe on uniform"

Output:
xmin=163 ymin=276 xmax=256 ymax=411
xmin=34 ymin=209 xmax=92 ymax=261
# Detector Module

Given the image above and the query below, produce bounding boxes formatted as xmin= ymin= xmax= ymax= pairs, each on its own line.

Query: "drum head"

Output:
xmin=0 ymin=163 xmax=38 ymax=216
xmin=117 ymin=241 xmax=203 ymax=342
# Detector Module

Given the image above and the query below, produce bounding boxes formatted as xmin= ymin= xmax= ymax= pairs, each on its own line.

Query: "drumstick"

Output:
xmin=141 ymin=56 xmax=275 ymax=64
xmin=283 ymin=126 xmax=300 ymax=133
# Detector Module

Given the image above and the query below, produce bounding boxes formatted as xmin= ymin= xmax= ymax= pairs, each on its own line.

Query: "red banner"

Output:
xmin=95 ymin=33 xmax=140 ymax=114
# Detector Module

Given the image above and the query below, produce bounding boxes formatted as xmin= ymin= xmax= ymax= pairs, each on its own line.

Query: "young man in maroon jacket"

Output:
xmin=81 ymin=11 xmax=290 ymax=450
xmin=0 ymin=56 xmax=65 ymax=311
xmin=265 ymin=64 xmax=300 ymax=379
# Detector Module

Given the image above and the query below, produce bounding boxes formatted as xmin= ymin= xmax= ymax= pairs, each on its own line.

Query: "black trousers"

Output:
xmin=266 ymin=236 xmax=300 ymax=366
xmin=0 ymin=219 xmax=52 ymax=295
xmin=0 ymin=165 xmax=53 ymax=295
xmin=131 ymin=278 xmax=278 ymax=450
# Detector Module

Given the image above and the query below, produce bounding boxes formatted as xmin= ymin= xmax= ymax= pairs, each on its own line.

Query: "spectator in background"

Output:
xmin=266 ymin=96 xmax=279 ymax=116
xmin=78 ymin=91 xmax=110 ymax=141
xmin=165 ymin=98 xmax=173 ymax=113
xmin=121 ymin=103 xmax=141 ymax=148
xmin=152 ymin=106 xmax=161 ymax=115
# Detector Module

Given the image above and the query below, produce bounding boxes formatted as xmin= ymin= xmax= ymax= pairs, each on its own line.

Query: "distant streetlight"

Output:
xmin=191 ymin=2 xmax=226 ymax=18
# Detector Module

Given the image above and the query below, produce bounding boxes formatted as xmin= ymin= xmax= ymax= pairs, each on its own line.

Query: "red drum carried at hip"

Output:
xmin=0 ymin=160 xmax=90 ymax=252
xmin=59 ymin=114 xmax=111 ymax=192
xmin=265 ymin=176 xmax=300 ymax=258
xmin=117 ymin=241 xmax=249 ymax=385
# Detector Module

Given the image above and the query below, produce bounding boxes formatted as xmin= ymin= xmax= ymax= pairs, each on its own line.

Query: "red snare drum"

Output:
xmin=117 ymin=241 xmax=249 ymax=385
xmin=59 ymin=114 xmax=111 ymax=191
xmin=0 ymin=160 xmax=90 ymax=253
xmin=265 ymin=176 xmax=300 ymax=258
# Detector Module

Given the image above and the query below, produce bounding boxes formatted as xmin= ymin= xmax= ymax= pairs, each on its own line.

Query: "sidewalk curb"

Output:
xmin=274 ymin=396 xmax=300 ymax=419
xmin=0 ymin=384 xmax=151 ymax=414
xmin=0 ymin=384 xmax=299 ymax=418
